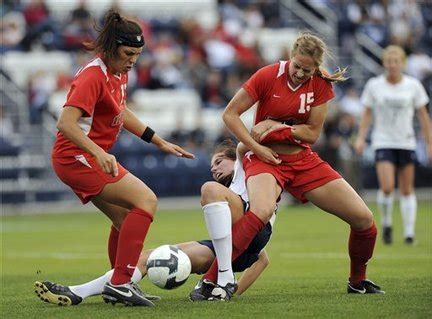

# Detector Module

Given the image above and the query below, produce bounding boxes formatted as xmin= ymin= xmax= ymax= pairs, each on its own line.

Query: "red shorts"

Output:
xmin=243 ymin=148 xmax=341 ymax=203
xmin=52 ymin=154 xmax=129 ymax=204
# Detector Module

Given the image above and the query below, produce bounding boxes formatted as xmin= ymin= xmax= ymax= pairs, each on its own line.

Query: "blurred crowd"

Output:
xmin=1 ymin=0 xmax=431 ymax=177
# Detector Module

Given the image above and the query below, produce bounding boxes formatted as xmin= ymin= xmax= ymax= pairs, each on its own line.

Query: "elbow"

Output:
xmin=222 ymin=110 xmax=230 ymax=125
xmin=303 ymin=134 xmax=320 ymax=145
xmin=260 ymin=252 xmax=270 ymax=267
xmin=56 ymin=118 xmax=72 ymax=134
xmin=56 ymin=118 xmax=65 ymax=133
xmin=263 ymin=256 xmax=270 ymax=267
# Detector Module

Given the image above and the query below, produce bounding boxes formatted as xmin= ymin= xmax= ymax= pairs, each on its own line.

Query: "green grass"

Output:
xmin=1 ymin=202 xmax=432 ymax=318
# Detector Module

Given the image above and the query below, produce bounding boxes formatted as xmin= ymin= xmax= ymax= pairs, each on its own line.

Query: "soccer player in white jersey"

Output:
xmin=355 ymin=45 xmax=431 ymax=245
xmin=34 ymin=139 xmax=276 ymax=306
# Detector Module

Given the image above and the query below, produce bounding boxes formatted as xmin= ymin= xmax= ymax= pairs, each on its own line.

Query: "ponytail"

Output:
xmin=316 ymin=66 xmax=348 ymax=83
xmin=84 ymin=9 xmax=144 ymax=59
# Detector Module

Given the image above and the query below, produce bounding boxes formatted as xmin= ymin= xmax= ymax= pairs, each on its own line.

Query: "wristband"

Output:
xmin=141 ymin=127 xmax=155 ymax=143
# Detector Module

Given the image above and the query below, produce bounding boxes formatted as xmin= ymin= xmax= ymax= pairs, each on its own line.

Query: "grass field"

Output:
xmin=1 ymin=201 xmax=431 ymax=318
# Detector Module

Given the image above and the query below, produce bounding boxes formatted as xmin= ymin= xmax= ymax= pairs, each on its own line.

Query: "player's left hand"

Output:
xmin=158 ymin=141 xmax=195 ymax=159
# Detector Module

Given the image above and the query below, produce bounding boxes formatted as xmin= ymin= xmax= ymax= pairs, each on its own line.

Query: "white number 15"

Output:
xmin=299 ymin=92 xmax=314 ymax=113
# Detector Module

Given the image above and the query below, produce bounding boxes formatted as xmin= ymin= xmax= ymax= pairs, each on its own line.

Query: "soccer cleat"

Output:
xmin=34 ymin=281 xmax=83 ymax=306
xmin=209 ymin=282 xmax=238 ymax=301
xmin=404 ymin=237 xmax=415 ymax=245
xmin=131 ymin=282 xmax=161 ymax=301
xmin=347 ymin=279 xmax=385 ymax=294
xmin=102 ymin=282 xmax=155 ymax=307
xmin=189 ymin=279 xmax=216 ymax=301
xmin=382 ymin=226 xmax=392 ymax=245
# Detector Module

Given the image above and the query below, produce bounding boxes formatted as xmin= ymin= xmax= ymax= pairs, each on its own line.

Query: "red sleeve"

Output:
xmin=242 ymin=64 xmax=277 ymax=102
xmin=64 ymin=68 xmax=104 ymax=117
xmin=311 ymin=77 xmax=334 ymax=107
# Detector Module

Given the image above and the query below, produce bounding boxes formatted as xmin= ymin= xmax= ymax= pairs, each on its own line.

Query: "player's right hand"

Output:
xmin=95 ymin=152 xmax=118 ymax=177
xmin=253 ymin=144 xmax=281 ymax=165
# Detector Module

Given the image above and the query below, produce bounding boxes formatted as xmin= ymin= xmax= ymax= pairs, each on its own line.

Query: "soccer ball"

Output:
xmin=146 ymin=245 xmax=192 ymax=289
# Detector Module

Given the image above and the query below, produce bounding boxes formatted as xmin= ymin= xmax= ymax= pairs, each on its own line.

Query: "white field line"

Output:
xmin=3 ymin=251 xmax=431 ymax=260
xmin=279 ymin=252 xmax=431 ymax=260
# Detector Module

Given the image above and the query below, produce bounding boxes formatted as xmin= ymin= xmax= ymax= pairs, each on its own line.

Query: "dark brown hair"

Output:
xmin=84 ymin=10 xmax=143 ymax=60
xmin=212 ymin=139 xmax=237 ymax=161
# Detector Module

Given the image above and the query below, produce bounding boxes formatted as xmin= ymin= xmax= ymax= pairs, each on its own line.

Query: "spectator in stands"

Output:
xmin=62 ymin=1 xmax=94 ymax=51
xmin=0 ymin=105 xmax=14 ymax=139
xmin=406 ymin=48 xmax=432 ymax=82
xmin=28 ymin=70 xmax=57 ymax=124
xmin=204 ymin=32 xmax=236 ymax=74
xmin=169 ymin=115 xmax=190 ymax=146
xmin=200 ymin=70 xmax=228 ymax=109
xmin=180 ymin=50 xmax=209 ymax=91
xmin=21 ymin=0 xmax=61 ymax=50
xmin=0 ymin=10 xmax=26 ymax=52
xmin=50 ymin=10 xmax=194 ymax=307
xmin=339 ymin=86 xmax=363 ymax=119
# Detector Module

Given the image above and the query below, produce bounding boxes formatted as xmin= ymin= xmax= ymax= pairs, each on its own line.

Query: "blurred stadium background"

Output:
xmin=1 ymin=0 xmax=431 ymax=214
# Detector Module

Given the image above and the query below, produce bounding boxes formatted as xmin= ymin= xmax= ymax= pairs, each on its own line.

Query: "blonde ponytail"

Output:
xmin=316 ymin=66 xmax=348 ymax=83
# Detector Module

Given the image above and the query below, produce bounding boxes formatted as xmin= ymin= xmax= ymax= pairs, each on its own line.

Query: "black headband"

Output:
xmin=115 ymin=32 xmax=145 ymax=48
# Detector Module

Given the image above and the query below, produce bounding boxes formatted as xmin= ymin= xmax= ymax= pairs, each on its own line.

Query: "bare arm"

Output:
xmin=236 ymin=250 xmax=269 ymax=296
xmin=291 ymin=103 xmax=328 ymax=144
xmin=355 ymin=107 xmax=373 ymax=155
xmin=223 ymin=89 xmax=281 ymax=164
xmin=123 ymin=108 xmax=195 ymax=159
xmin=237 ymin=119 xmax=289 ymax=158
xmin=250 ymin=119 xmax=289 ymax=142
xmin=236 ymin=142 xmax=249 ymax=160
xmin=417 ymin=106 xmax=432 ymax=160
xmin=57 ymin=106 xmax=119 ymax=176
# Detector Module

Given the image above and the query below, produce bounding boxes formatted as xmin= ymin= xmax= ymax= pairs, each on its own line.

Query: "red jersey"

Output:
xmin=243 ymin=61 xmax=334 ymax=127
xmin=52 ymin=57 xmax=128 ymax=157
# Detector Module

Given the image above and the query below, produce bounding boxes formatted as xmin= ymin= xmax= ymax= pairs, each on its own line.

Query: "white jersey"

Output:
xmin=228 ymin=159 xmax=277 ymax=227
xmin=361 ymin=74 xmax=429 ymax=150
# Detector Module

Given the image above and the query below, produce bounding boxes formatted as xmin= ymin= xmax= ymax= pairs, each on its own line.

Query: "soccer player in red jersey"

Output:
xmin=192 ymin=33 xmax=385 ymax=300
xmin=34 ymin=140 xmax=274 ymax=306
xmin=48 ymin=10 xmax=194 ymax=307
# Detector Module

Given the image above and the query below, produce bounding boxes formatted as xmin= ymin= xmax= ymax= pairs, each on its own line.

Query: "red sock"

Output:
xmin=108 ymin=225 xmax=119 ymax=269
xmin=204 ymin=211 xmax=265 ymax=283
xmin=111 ymin=208 xmax=153 ymax=285
xmin=349 ymin=223 xmax=377 ymax=285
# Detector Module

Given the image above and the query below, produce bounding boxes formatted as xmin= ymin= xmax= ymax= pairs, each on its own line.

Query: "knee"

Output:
xmin=399 ymin=187 xmax=414 ymax=196
xmin=352 ymin=209 xmax=375 ymax=230
xmin=380 ymin=186 xmax=394 ymax=195
xmin=112 ymin=212 xmax=127 ymax=229
xmin=200 ymin=181 xmax=225 ymax=206
xmin=249 ymin=202 xmax=275 ymax=223
xmin=136 ymin=191 xmax=158 ymax=215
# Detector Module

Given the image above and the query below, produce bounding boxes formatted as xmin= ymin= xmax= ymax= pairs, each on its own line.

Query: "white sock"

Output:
xmin=400 ymin=193 xmax=417 ymax=238
xmin=203 ymin=201 xmax=234 ymax=287
xmin=377 ymin=190 xmax=394 ymax=228
xmin=70 ymin=267 xmax=143 ymax=299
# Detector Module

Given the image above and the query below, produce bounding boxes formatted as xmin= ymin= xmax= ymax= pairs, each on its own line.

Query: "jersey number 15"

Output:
xmin=299 ymin=92 xmax=314 ymax=114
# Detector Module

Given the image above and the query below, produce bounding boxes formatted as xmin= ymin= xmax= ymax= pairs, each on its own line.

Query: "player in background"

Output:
xmin=193 ymin=32 xmax=385 ymax=301
xmin=355 ymin=45 xmax=431 ymax=245
xmin=34 ymin=139 xmax=275 ymax=306
xmin=47 ymin=10 xmax=194 ymax=307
